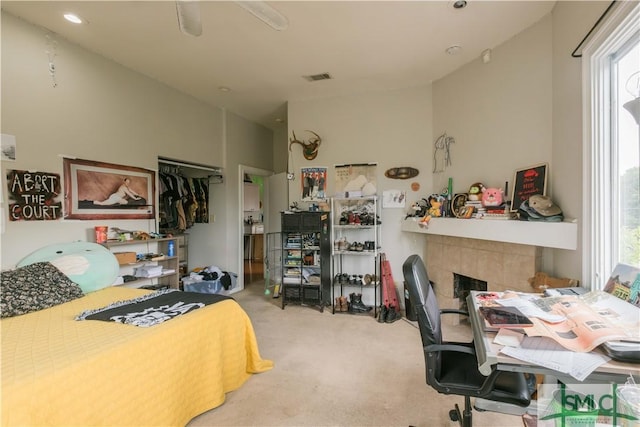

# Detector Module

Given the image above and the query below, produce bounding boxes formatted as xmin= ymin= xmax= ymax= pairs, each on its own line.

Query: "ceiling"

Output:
xmin=1 ymin=1 xmax=556 ymax=131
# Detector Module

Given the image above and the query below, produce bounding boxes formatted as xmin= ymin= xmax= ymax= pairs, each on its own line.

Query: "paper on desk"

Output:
xmin=495 ymin=297 xmax=565 ymax=323
xmin=500 ymin=336 xmax=611 ymax=381
xmin=494 ymin=328 xmax=524 ymax=347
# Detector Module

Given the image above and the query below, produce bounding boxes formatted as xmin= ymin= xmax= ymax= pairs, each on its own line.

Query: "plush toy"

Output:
xmin=428 ymin=196 xmax=442 ymax=217
xmin=468 ymin=182 xmax=485 ymax=201
xmin=481 ymin=187 xmax=504 ymax=207
xmin=418 ymin=214 xmax=431 ymax=228
xmin=17 ymin=242 xmax=119 ymax=294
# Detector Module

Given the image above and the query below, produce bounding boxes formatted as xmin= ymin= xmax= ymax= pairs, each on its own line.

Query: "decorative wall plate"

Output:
xmin=384 ymin=167 xmax=419 ymax=179
xmin=451 ymin=193 xmax=468 ymax=218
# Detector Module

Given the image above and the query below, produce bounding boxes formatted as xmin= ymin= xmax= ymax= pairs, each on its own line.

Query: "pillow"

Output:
xmin=17 ymin=242 xmax=119 ymax=293
xmin=1 ymin=262 xmax=84 ymax=318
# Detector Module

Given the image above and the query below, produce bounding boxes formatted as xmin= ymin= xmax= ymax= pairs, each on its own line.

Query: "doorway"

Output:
xmin=239 ymin=165 xmax=271 ymax=290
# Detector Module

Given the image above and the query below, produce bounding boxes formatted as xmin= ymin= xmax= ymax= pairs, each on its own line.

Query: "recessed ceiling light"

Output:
xmin=452 ymin=0 xmax=467 ymax=9
xmin=218 ymin=86 xmax=231 ymax=92
xmin=481 ymin=49 xmax=492 ymax=64
xmin=275 ymin=118 xmax=285 ymax=123
xmin=63 ymin=13 xmax=83 ymax=24
xmin=446 ymin=45 xmax=462 ymax=55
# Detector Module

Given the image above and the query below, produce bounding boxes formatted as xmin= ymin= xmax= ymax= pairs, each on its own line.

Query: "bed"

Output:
xmin=1 ymin=244 xmax=273 ymax=427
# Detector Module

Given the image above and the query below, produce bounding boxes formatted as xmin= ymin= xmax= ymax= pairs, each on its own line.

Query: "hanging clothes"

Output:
xmin=158 ymin=171 xmax=210 ymax=232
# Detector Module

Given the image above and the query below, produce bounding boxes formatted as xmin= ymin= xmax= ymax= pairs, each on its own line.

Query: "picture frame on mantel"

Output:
xmin=63 ymin=157 xmax=155 ymax=220
xmin=510 ymin=163 xmax=548 ymax=212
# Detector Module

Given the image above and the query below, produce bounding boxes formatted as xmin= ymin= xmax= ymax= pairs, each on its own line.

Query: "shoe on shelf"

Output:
xmin=349 ymin=293 xmax=372 ymax=313
xmin=339 ymin=295 xmax=349 ymax=312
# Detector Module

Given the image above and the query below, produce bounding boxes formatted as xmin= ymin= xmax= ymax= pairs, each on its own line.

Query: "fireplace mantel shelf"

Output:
xmin=401 ymin=217 xmax=578 ymax=250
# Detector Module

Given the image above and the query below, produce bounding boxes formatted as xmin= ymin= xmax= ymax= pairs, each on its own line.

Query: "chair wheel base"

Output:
xmin=449 ymin=409 xmax=459 ymax=422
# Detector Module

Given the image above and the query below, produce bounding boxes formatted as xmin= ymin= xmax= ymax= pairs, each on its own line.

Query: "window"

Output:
xmin=614 ymin=40 xmax=639 ymax=267
xmin=584 ymin=2 xmax=639 ymax=288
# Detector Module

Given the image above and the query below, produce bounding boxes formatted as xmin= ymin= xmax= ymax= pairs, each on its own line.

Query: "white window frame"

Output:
xmin=582 ymin=2 xmax=639 ymax=288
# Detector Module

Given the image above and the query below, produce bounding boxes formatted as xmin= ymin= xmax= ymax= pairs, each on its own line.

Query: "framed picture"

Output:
xmin=63 ymin=158 xmax=155 ymax=220
xmin=510 ymin=163 xmax=548 ymax=212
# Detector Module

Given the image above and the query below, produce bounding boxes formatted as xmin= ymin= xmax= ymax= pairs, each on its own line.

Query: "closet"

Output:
xmin=157 ymin=157 xmax=223 ymax=275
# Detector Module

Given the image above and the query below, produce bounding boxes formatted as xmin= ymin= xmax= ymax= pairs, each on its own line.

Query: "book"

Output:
xmin=603 ymin=263 xmax=640 ymax=307
xmin=479 ymin=306 xmax=533 ymax=328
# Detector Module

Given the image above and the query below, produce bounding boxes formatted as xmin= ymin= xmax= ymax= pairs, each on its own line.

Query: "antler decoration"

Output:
xmin=289 ymin=130 xmax=322 ymax=160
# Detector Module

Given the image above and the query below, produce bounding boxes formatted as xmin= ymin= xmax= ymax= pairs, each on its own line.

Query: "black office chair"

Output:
xmin=402 ymin=254 xmax=531 ymax=427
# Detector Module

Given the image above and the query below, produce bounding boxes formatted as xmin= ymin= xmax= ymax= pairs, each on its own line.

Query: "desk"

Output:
xmin=466 ymin=291 xmax=640 ymax=384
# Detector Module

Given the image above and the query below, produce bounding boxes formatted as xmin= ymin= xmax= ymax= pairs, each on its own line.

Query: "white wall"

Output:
xmin=1 ymin=12 xmax=273 ymax=273
xmin=433 ymin=15 xmax=552 ymax=194
xmin=286 ymin=3 xmax=612 ymax=295
xmin=287 ymin=86 xmax=433 ymax=304
xmin=431 ymin=2 xmax=610 ymax=283
xmin=1 ymin=2 xmax=612 ymax=287
xmin=551 ymin=1 xmax=610 ymax=283
xmin=219 ymin=111 xmax=273 ymax=280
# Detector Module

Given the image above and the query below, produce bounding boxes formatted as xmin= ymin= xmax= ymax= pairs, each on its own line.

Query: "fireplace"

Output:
xmin=424 ymin=234 xmax=542 ymax=325
xmin=453 ymin=273 xmax=487 ymax=315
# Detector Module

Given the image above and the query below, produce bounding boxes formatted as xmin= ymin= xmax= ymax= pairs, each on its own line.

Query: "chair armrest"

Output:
xmin=440 ymin=308 xmax=469 ymax=317
xmin=424 ymin=343 xmax=476 ymax=356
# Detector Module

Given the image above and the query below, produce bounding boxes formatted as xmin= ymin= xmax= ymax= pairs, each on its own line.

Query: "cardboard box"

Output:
xmin=114 ymin=252 xmax=137 ymax=265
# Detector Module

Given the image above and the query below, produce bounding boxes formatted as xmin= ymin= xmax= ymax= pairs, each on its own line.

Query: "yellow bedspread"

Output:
xmin=1 ymin=287 xmax=273 ymax=426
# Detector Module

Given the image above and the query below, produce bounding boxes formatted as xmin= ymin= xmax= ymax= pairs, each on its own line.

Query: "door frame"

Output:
xmin=238 ymin=165 xmax=272 ymax=290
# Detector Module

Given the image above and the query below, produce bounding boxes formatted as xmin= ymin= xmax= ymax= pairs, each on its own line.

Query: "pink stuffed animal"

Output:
xmin=481 ymin=187 xmax=503 ymax=207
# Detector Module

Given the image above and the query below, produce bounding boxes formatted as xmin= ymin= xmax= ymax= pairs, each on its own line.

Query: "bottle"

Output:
xmin=167 ymin=240 xmax=175 ymax=257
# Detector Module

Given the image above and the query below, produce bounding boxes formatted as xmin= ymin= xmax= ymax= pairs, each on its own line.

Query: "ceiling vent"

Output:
xmin=303 ymin=73 xmax=332 ymax=82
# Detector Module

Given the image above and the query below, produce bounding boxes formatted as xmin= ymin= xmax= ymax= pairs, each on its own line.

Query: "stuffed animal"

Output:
xmin=481 ymin=187 xmax=503 ymax=207
xmin=428 ymin=198 xmax=442 ymax=217
xmin=418 ymin=214 xmax=431 ymax=228
xmin=468 ymin=182 xmax=485 ymax=201
xmin=17 ymin=242 xmax=119 ymax=294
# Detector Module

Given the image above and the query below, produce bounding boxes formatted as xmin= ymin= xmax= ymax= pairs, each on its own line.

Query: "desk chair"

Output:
xmin=402 ymin=254 xmax=531 ymax=427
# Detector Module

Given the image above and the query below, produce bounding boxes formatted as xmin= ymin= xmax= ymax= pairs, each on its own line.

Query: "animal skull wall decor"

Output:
xmin=289 ymin=130 xmax=322 ymax=160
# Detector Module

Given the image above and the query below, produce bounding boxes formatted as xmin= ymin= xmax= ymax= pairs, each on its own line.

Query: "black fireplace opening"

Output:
xmin=453 ymin=273 xmax=487 ymax=319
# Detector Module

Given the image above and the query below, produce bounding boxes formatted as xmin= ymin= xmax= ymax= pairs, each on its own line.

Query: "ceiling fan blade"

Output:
xmin=176 ymin=1 xmax=202 ymax=37
xmin=234 ymin=1 xmax=288 ymax=31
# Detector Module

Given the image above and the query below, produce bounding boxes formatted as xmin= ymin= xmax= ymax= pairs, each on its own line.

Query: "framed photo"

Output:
xmin=63 ymin=158 xmax=155 ymax=220
xmin=510 ymin=163 xmax=548 ymax=212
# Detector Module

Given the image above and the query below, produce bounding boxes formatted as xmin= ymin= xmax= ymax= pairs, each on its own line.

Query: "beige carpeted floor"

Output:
xmin=187 ymin=282 xmax=525 ymax=427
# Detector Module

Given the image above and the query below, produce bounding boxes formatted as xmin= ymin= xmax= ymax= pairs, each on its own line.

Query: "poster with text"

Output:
xmin=301 ymin=167 xmax=327 ymax=201
xmin=6 ymin=169 xmax=62 ymax=221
